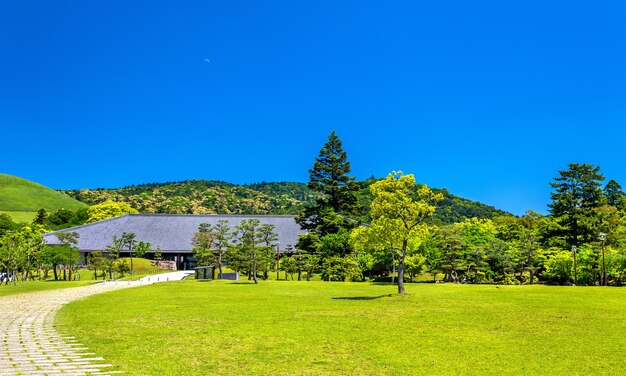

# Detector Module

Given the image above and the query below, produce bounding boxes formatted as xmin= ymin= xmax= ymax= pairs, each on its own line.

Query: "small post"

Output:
xmin=599 ymin=233 xmax=607 ymax=286
xmin=276 ymin=242 xmax=280 ymax=280
xmin=572 ymin=245 xmax=577 ymax=285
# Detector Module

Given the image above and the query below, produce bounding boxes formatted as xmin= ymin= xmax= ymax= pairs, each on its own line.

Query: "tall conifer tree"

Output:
xmin=549 ymin=163 xmax=605 ymax=246
xmin=296 ymin=131 xmax=359 ymax=236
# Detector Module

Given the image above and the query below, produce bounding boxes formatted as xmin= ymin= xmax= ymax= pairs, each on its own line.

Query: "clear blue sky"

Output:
xmin=1 ymin=1 xmax=625 ymax=215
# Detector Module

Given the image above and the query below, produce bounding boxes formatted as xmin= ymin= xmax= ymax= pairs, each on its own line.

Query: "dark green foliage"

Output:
xmin=296 ymin=131 xmax=360 ymax=241
xmin=33 ymin=209 xmax=48 ymax=225
xmin=0 ymin=214 xmax=19 ymax=236
xmin=549 ymin=163 xmax=605 ymax=246
xmin=604 ymin=179 xmax=624 ymax=207
xmin=429 ymin=188 xmax=507 ymax=224
xmin=45 ymin=208 xmax=89 ymax=230
xmin=306 ymin=131 xmax=359 ymax=215
xmin=320 ymin=255 xmax=360 ymax=281
xmin=353 ymin=180 xmax=507 ymax=225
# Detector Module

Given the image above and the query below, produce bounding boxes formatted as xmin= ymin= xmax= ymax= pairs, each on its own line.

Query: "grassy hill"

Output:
xmin=0 ymin=174 xmax=87 ymax=222
xmin=62 ymin=179 xmax=508 ymax=223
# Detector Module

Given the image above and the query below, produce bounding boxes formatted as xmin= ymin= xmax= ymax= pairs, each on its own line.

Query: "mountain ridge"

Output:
xmin=61 ymin=178 xmax=509 ymax=224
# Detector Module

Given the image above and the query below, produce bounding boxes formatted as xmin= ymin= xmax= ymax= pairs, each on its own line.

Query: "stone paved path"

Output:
xmin=0 ymin=272 xmax=193 ymax=375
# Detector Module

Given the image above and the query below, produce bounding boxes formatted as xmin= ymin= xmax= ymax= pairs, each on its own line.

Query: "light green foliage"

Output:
xmin=320 ymin=254 xmax=361 ymax=281
xmin=135 ymin=241 xmax=151 ymax=258
xmin=86 ymin=201 xmax=138 ymax=223
xmin=191 ymin=221 xmax=234 ymax=278
xmin=544 ymin=251 xmax=574 ymax=284
xmin=404 ymin=253 xmax=426 ymax=281
xmin=351 ymin=171 xmax=441 ymax=293
xmin=54 ymin=231 xmax=79 ymax=281
xmin=0 ymin=228 xmax=46 ymax=284
xmin=230 ymin=219 xmax=278 ymax=284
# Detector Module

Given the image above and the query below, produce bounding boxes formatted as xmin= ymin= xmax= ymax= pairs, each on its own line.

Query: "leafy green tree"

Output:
xmin=191 ymin=221 xmax=232 ymax=278
xmin=212 ymin=221 xmax=233 ymax=279
xmin=404 ymin=253 xmax=426 ymax=281
xmin=88 ymin=251 xmax=107 ymax=279
xmin=135 ymin=241 xmax=151 ymax=259
xmin=544 ymin=250 xmax=573 ymax=284
xmin=549 ymin=163 xmax=605 ymax=247
xmin=120 ymin=232 xmax=138 ymax=276
xmin=234 ymin=219 xmax=264 ymax=284
xmin=192 ymin=226 xmax=215 ymax=266
xmin=355 ymin=252 xmax=375 ymax=281
xmin=0 ymin=214 xmax=19 ymax=237
xmin=20 ymin=228 xmax=45 ymax=281
xmin=258 ymin=223 xmax=279 ymax=280
xmin=114 ymin=259 xmax=131 ymax=277
xmin=436 ymin=225 xmax=465 ymax=283
xmin=351 ymin=172 xmax=441 ymax=294
xmin=87 ymin=201 xmax=138 ymax=223
xmin=0 ymin=231 xmax=23 ymax=284
xmin=54 ymin=231 xmax=79 ymax=281
xmin=40 ymin=244 xmax=67 ymax=281
xmin=33 ymin=209 xmax=48 ymax=225
xmin=154 ymin=246 xmax=163 ymax=261
xmin=320 ymin=255 xmax=361 ymax=281
xmin=280 ymin=255 xmax=298 ymax=280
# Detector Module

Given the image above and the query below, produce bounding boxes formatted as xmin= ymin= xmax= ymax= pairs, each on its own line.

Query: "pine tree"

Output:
xmin=549 ymin=163 xmax=605 ymax=246
xmin=33 ymin=208 xmax=48 ymax=225
xmin=296 ymin=131 xmax=359 ymax=236
xmin=604 ymin=179 xmax=624 ymax=206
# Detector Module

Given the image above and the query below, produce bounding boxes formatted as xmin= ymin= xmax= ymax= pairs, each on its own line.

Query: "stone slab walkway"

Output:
xmin=0 ymin=271 xmax=193 ymax=375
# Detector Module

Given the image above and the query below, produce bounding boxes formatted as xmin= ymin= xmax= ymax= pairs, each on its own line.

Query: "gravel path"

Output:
xmin=0 ymin=272 xmax=193 ymax=375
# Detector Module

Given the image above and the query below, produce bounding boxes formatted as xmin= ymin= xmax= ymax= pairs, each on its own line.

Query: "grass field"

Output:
xmin=0 ymin=260 xmax=168 ymax=297
xmin=0 ymin=278 xmax=95 ymax=297
xmin=0 ymin=210 xmax=37 ymax=223
xmin=56 ymin=282 xmax=626 ymax=375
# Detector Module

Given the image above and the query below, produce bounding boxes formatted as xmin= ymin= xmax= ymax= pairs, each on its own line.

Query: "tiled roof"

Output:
xmin=43 ymin=214 xmax=304 ymax=253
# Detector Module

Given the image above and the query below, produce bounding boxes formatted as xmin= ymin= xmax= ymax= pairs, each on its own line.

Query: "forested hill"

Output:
xmin=61 ymin=180 xmax=508 ymax=223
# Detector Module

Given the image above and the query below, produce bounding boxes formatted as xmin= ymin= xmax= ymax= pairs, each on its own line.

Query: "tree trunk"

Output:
xmin=391 ymin=252 xmax=396 ymax=284
xmin=397 ymin=242 xmax=407 ymax=294
xmin=298 ymin=270 xmax=302 ymax=281
xmin=218 ymin=254 xmax=223 ymax=279
xmin=252 ymin=253 xmax=258 ymax=284
xmin=53 ymin=265 xmax=58 ymax=281
xmin=130 ymin=253 xmax=134 ymax=276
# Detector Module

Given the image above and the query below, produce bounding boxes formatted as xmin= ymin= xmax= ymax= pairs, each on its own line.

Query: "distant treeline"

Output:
xmin=60 ymin=180 xmax=506 ymax=225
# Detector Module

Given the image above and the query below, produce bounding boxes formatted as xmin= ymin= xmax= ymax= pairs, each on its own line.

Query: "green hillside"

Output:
xmin=0 ymin=174 xmax=87 ymax=221
xmin=62 ymin=179 xmax=508 ymax=223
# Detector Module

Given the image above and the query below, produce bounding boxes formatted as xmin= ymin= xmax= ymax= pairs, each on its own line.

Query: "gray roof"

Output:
xmin=43 ymin=214 xmax=305 ymax=253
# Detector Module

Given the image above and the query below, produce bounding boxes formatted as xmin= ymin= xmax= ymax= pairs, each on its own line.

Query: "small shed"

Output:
xmin=194 ymin=266 xmax=214 ymax=280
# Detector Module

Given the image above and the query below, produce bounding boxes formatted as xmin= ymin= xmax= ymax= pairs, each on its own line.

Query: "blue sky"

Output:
xmin=1 ymin=1 xmax=625 ymax=215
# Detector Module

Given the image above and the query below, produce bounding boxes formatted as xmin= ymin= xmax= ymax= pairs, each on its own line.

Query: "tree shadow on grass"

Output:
xmin=332 ymin=294 xmax=393 ymax=301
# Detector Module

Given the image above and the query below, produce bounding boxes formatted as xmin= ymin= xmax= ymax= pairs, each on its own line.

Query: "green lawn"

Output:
xmin=56 ymin=282 xmax=626 ymax=375
xmin=0 ymin=210 xmax=37 ymax=223
xmin=0 ymin=279 xmax=95 ymax=297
